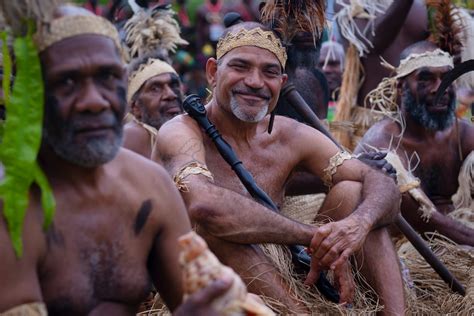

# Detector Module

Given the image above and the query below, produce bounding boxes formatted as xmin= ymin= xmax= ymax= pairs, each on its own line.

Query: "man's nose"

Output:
xmin=162 ymin=84 xmax=177 ymax=100
xmin=431 ymin=77 xmax=443 ymax=94
xmin=244 ymin=68 xmax=264 ymax=89
xmin=76 ymin=79 xmax=110 ymax=112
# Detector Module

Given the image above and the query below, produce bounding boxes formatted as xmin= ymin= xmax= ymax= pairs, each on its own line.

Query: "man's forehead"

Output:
xmin=146 ymin=72 xmax=179 ymax=85
xmin=41 ymin=34 xmax=122 ymax=70
xmin=413 ymin=65 xmax=452 ymax=76
xmin=222 ymin=46 xmax=281 ymax=67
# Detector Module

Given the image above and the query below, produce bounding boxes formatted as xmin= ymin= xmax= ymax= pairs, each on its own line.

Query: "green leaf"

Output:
xmin=0 ymin=30 xmax=55 ymax=257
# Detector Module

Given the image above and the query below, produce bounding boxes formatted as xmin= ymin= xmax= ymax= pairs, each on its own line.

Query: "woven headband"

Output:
xmin=34 ymin=14 xmax=123 ymax=56
xmin=127 ymin=58 xmax=177 ymax=102
xmin=216 ymin=27 xmax=287 ymax=68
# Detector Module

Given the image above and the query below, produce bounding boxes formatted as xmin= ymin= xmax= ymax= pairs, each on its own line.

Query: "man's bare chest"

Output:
xmin=40 ymin=198 xmax=154 ymax=314
xmin=400 ymin=141 xmax=462 ymax=198
xmin=203 ymin=143 xmax=294 ymax=203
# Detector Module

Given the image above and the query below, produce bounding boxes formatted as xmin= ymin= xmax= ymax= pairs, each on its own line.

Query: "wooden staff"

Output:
xmin=280 ymin=82 xmax=466 ymax=296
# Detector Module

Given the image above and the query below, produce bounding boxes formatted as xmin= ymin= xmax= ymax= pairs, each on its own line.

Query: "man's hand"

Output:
xmin=305 ymin=216 xmax=369 ymax=284
xmin=357 ymin=151 xmax=396 ymax=180
xmin=173 ymin=278 xmax=233 ymax=316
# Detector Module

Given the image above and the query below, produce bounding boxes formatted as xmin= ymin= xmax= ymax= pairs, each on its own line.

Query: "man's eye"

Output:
xmin=231 ymin=64 xmax=247 ymax=70
xmin=99 ymin=72 xmax=116 ymax=83
xmin=60 ymin=77 xmax=75 ymax=87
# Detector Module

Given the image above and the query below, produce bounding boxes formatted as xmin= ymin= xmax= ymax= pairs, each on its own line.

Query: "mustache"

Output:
xmin=232 ymin=88 xmax=271 ymax=100
xmin=70 ymin=112 xmax=121 ymax=131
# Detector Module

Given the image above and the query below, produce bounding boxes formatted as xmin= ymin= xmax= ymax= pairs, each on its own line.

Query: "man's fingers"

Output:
xmin=304 ymin=262 xmax=321 ymax=286
xmin=309 ymin=225 xmax=332 ymax=255
xmin=189 ymin=278 xmax=233 ymax=305
xmin=331 ymin=248 xmax=352 ymax=270
xmin=335 ymin=263 xmax=355 ymax=304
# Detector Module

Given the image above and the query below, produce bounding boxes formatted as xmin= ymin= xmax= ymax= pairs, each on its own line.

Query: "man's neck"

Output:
xmin=38 ymin=146 xmax=106 ymax=186
xmin=206 ymin=99 xmax=262 ymax=144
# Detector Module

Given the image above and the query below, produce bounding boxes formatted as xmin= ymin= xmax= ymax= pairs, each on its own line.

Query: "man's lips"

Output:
xmin=75 ymin=124 xmax=115 ymax=135
xmin=162 ymin=104 xmax=182 ymax=116
xmin=234 ymin=92 xmax=269 ymax=102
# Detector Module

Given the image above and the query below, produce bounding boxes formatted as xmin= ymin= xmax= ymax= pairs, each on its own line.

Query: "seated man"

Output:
xmin=356 ymin=41 xmax=474 ymax=246
xmin=154 ymin=21 xmax=405 ymax=314
xmin=0 ymin=5 xmax=233 ymax=315
xmin=123 ymin=56 xmax=183 ymax=158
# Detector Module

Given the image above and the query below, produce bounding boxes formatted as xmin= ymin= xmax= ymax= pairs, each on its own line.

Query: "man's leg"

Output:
xmin=196 ymin=228 xmax=309 ymax=314
xmin=318 ymin=180 xmax=405 ymax=315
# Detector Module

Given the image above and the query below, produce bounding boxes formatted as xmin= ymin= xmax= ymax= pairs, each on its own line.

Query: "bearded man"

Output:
xmin=0 ymin=5 xmax=235 ymax=315
xmin=123 ymin=56 xmax=183 ymax=158
xmin=356 ymin=41 xmax=474 ymax=246
xmin=154 ymin=21 xmax=405 ymax=314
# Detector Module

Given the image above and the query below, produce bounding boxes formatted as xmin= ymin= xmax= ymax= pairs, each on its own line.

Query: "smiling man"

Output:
xmin=154 ymin=21 xmax=405 ymax=314
xmin=123 ymin=56 xmax=183 ymax=158
xmin=356 ymin=41 xmax=474 ymax=246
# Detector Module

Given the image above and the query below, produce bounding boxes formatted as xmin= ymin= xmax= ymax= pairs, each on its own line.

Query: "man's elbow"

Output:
xmin=188 ymin=202 xmax=227 ymax=236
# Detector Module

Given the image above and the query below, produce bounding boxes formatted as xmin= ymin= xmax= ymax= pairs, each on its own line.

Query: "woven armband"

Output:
xmin=173 ymin=162 xmax=214 ymax=192
xmin=322 ymin=151 xmax=353 ymax=188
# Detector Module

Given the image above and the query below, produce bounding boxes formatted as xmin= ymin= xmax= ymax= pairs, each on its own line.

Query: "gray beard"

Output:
xmin=230 ymin=95 xmax=268 ymax=123
xmin=43 ymin=104 xmax=123 ymax=168
xmin=402 ymin=88 xmax=456 ymax=131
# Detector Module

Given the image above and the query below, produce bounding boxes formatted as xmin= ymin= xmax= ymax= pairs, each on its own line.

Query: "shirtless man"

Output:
xmin=0 ymin=6 xmax=232 ymax=315
xmin=355 ymin=41 xmax=474 ymax=246
xmin=123 ymin=56 xmax=183 ymax=158
xmin=154 ymin=22 xmax=405 ymax=314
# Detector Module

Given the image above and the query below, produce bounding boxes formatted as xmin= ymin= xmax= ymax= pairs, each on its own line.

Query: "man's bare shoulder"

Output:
xmin=159 ymin=114 xmax=201 ymax=137
xmin=459 ymin=119 xmax=474 ymax=155
xmin=123 ymin=122 xmax=151 ymax=156
xmin=272 ymin=115 xmax=322 ymax=142
xmin=356 ymin=119 xmax=400 ymax=153
xmin=111 ymin=148 xmax=172 ymax=189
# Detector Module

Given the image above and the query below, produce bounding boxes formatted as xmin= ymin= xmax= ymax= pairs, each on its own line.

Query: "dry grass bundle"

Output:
xmin=398 ymin=233 xmax=473 ymax=315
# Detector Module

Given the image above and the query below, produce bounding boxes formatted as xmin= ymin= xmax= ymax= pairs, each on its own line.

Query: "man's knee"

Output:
xmin=320 ymin=181 xmax=362 ymax=220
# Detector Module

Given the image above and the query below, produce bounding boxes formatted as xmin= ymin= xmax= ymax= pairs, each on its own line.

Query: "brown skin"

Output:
xmin=154 ymin=42 xmax=404 ymax=314
xmin=123 ymin=72 xmax=183 ymax=158
xmin=0 ymin=33 xmax=191 ymax=314
xmin=355 ymin=65 xmax=474 ymax=246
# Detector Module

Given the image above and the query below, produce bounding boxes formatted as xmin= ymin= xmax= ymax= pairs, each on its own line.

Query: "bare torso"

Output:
xmin=359 ymin=119 xmax=472 ymax=212
xmin=1 ymin=149 xmax=188 ymax=315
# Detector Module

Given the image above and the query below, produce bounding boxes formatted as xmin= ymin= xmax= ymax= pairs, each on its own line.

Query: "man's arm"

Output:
xmin=147 ymin=164 xmax=193 ymax=311
xmin=299 ymin=123 xmax=400 ymax=230
xmin=153 ymin=118 xmax=316 ymax=246
xmin=336 ymin=0 xmax=414 ymax=54
xmin=293 ymin=123 xmax=399 ymax=274
xmin=401 ymin=194 xmax=474 ymax=246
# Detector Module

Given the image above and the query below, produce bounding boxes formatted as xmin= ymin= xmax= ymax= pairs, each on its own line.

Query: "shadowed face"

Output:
xmin=41 ymin=34 xmax=127 ymax=167
xmin=402 ymin=65 xmax=456 ymax=131
xmin=318 ymin=44 xmax=344 ymax=96
xmin=132 ymin=72 xmax=183 ymax=129
xmin=209 ymin=45 xmax=287 ymax=123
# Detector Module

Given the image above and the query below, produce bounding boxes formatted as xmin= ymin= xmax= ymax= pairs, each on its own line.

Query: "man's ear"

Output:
xmin=206 ymin=57 xmax=218 ymax=88
xmin=130 ymin=98 xmax=141 ymax=119
xmin=281 ymin=73 xmax=288 ymax=86
xmin=397 ymin=78 xmax=404 ymax=93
